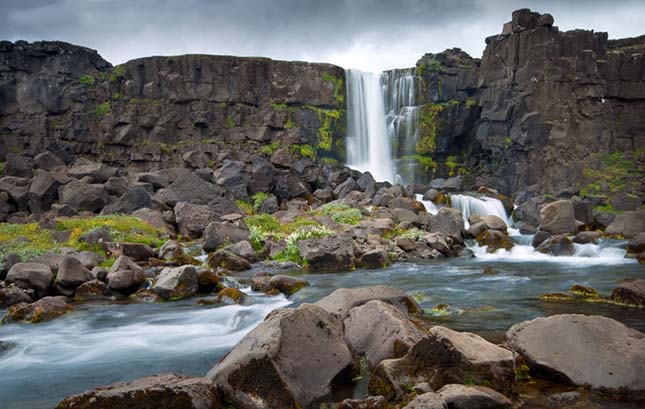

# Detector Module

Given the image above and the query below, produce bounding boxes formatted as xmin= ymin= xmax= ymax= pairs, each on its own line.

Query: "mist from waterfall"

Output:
xmin=345 ymin=68 xmax=423 ymax=184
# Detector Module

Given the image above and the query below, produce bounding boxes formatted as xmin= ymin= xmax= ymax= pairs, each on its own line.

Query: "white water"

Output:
xmin=450 ymin=194 xmax=512 ymax=228
xmin=345 ymin=69 xmax=395 ymax=182
xmin=415 ymin=193 xmax=438 ymax=215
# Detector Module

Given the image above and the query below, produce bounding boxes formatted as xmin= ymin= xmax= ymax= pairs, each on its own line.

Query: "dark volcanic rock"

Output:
xmin=58 ymin=181 xmax=108 ymax=212
xmin=2 ymin=296 xmax=72 ymax=324
xmin=605 ymin=210 xmax=645 ymax=238
xmin=437 ymin=384 xmax=513 ymax=409
xmin=0 ymin=285 xmax=33 ymax=308
xmin=151 ymin=265 xmax=198 ymax=300
xmin=315 ymin=285 xmax=422 ymax=319
xmin=297 ymin=235 xmax=355 ymax=272
xmin=6 ymin=262 xmax=53 ymax=295
xmin=611 ymin=279 xmax=645 ymax=307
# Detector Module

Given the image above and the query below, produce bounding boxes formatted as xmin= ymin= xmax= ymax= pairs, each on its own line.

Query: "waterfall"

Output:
xmin=345 ymin=68 xmax=423 ymax=184
xmin=345 ymin=69 xmax=395 ymax=182
xmin=450 ymin=194 xmax=512 ymax=228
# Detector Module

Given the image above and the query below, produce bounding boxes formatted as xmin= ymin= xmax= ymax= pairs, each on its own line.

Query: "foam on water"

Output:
xmin=415 ymin=193 xmax=438 ymax=215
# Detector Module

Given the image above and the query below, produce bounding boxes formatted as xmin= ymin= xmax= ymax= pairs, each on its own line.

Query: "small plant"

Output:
xmin=252 ymin=192 xmax=270 ymax=212
xmin=94 ymin=102 xmax=111 ymax=118
xmin=503 ymin=136 xmax=512 ymax=149
xmin=235 ymin=199 xmax=254 ymax=215
xmin=260 ymin=141 xmax=281 ymax=155
xmin=225 ymin=115 xmax=235 ymax=129
xmin=466 ymin=97 xmax=477 ymax=108
xmin=284 ymin=118 xmax=296 ymax=129
xmin=291 ymin=144 xmax=317 ymax=160
xmin=398 ymin=228 xmax=426 ymax=241
xmin=322 ymin=72 xmax=344 ymax=104
xmin=108 ymin=65 xmax=127 ymax=83
xmin=270 ymin=102 xmax=288 ymax=110
xmin=318 ymin=203 xmax=363 ymax=225
xmin=79 ymin=74 xmax=95 ymax=86
xmin=284 ymin=226 xmax=334 ymax=246
xmin=273 ymin=242 xmax=302 ymax=264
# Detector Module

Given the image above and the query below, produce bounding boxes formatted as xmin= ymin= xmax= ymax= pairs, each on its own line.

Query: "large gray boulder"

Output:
xmin=369 ymin=326 xmax=517 ymax=400
xmin=315 ymin=285 xmax=423 ymax=319
xmin=207 ymin=304 xmax=353 ymax=409
xmin=605 ymin=210 xmax=645 ymax=238
xmin=56 ymin=373 xmax=219 ymax=409
xmin=154 ymin=172 xmax=226 ymax=207
xmin=27 ymin=170 xmax=61 ymax=213
xmin=4 ymin=153 xmax=33 ymax=178
xmin=174 ymin=201 xmax=220 ymax=238
xmin=202 ymin=221 xmax=250 ymax=252
xmin=67 ymin=160 xmax=117 ymax=183
xmin=101 ymin=186 xmax=153 ymax=215
xmin=54 ymin=256 xmax=93 ymax=294
xmin=297 ymin=235 xmax=355 ymax=272
xmin=611 ymin=279 xmax=645 ymax=307
xmin=106 ymin=256 xmax=145 ymax=295
xmin=403 ymin=392 xmax=448 ymax=409
xmin=437 ymin=384 xmax=513 ymax=409
xmin=6 ymin=262 xmax=53 ymax=295
xmin=59 ymin=181 xmax=108 ymax=212
xmin=539 ymin=200 xmax=577 ymax=235
xmin=2 ymin=296 xmax=72 ymax=324
xmin=0 ymin=284 xmax=33 ymax=308
xmin=151 ymin=265 xmax=198 ymax=300
xmin=425 ymin=208 xmax=465 ymax=244
xmin=344 ymin=300 xmax=425 ymax=368
xmin=506 ymin=314 xmax=645 ymax=399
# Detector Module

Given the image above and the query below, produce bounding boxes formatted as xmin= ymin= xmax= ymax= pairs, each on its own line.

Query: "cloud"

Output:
xmin=2 ymin=0 xmax=644 ymax=72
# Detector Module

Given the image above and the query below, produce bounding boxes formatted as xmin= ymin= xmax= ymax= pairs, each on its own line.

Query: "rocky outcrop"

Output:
xmin=506 ymin=314 xmax=645 ymax=399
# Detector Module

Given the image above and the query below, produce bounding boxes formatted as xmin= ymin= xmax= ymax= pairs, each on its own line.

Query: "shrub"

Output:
xmin=319 ymin=203 xmax=363 ymax=225
xmin=79 ymin=74 xmax=95 ymax=86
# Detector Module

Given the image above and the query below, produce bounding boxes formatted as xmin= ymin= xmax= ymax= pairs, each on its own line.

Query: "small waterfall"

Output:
xmin=345 ymin=69 xmax=395 ymax=182
xmin=450 ymin=194 xmax=512 ymax=228
xmin=415 ymin=193 xmax=439 ymax=215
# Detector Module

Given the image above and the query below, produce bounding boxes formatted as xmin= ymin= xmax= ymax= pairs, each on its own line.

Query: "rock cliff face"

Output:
xmin=0 ymin=40 xmax=346 ymax=170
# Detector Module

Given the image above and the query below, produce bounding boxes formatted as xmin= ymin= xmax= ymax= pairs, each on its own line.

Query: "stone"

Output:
xmin=182 ymin=150 xmax=210 ymax=169
xmin=58 ymin=181 xmax=108 ymax=212
xmin=101 ymin=186 xmax=153 ymax=215
xmin=0 ymin=284 xmax=33 ymax=308
xmin=251 ymin=274 xmax=309 ymax=295
xmin=207 ymin=250 xmax=251 ymax=271
xmin=106 ymin=257 xmax=145 ymax=294
xmin=423 ymin=189 xmax=441 ymax=202
xmin=606 ymin=210 xmax=645 ymax=238
xmin=537 ymin=234 xmax=574 ymax=256
xmin=357 ymin=172 xmax=376 ymax=191
xmin=33 ymin=151 xmax=65 ymax=171
xmin=106 ymin=242 xmax=155 ymax=262
xmin=356 ymin=247 xmax=390 ymax=269
xmin=344 ymin=300 xmax=425 ymax=368
xmin=4 ymin=153 xmax=33 ymax=178
xmin=369 ymin=326 xmax=517 ymax=399
xmin=627 ymin=233 xmax=645 ymax=255
xmin=391 ymin=208 xmax=419 ymax=224
xmin=476 ymin=230 xmax=513 ymax=253
xmin=333 ymin=396 xmax=387 ymax=409
xmin=79 ymin=226 xmax=112 ymax=245
xmin=403 ymin=392 xmax=448 ymax=409
xmin=611 ymin=279 xmax=645 ymax=307
xmin=539 ymin=200 xmax=577 ymax=235
xmin=437 ymin=384 xmax=513 ymax=409
xmin=506 ymin=314 xmax=645 ymax=399
xmin=425 ymin=208 xmax=465 ymax=244
xmin=572 ymin=230 xmax=601 ymax=244
xmin=6 ymin=262 xmax=53 ymax=295
xmin=75 ymin=279 xmax=110 ymax=301
xmin=132 ymin=207 xmax=175 ymax=233
xmin=224 ymin=240 xmax=256 ymax=262
xmin=315 ymin=285 xmax=422 ymax=319
xmin=54 ymin=256 xmax=93 ymax=291
xmin=68 ymin=160 xmax=117 ymax=183
xmin=207 ymin=304 xmax=353 ymax=409
xmin=2 ymin=296 xmax=72 ymax=324
xmin=56 ymin=373 xmax=219 ymax=409
xmin=202 ymin=221 xmax=250 ymax=252
xmin=154 ymin=172 xmax=226 ymax=207
xmin=531 ymin=230 xmax=551 ymax=248
xmin=152 ymin=265 xmax=198 ymax=300
xmin=297 ymin=235 xmax=355 ymax=272
xmin=334 ymin=177 xmax=360 ymax=198
xmin=174 ymin=201 xmax=219 ymax=237
xmin=537 ymin=13 xmax=554 ymax=27
xmin=609 ymin=192 xmax=642 ymax=212
xmin=28 ymin=170 xmax=61 ymax=213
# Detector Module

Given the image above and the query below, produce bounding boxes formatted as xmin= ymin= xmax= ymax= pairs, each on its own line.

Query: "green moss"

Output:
xmin=447 ymin=99 xmax=460 ymax=106
xmin=503 ymin=136 xmax=512 ymax=149
xmin=416 ymin=104 xmax=443 ymax=154
xmin=225 ymin=115 xmax=235 ymax=129
xmin=108 ymin=65 xmax=127 ymax=83
xmin=235 ymin=199 xmax=254 ymax=215
xmin=284 ymin=118 xmax=296 ymax=129
xmin=579 ymin=151 xmax=641 ymax=200
xmin=318 ymin=203 xmax=363 ymax=225
xmin=291 ymin=144 xmax=317 ymax=160
xmin=273 ymin=243 xmax=302 ymax=264
xmin=111 ymin=92 xmax=124 ymax=101
xmin=319 ymin=157 xmax=338 ymax=165
xmin=466 ymin=97 xmax=478 ymax=108
xmin=270 ymin=102 xmax=288 ymax=110
xmin=260 ymin=141 xmax=281 ymax=155
xmin=323 ymin=72 xmax=345 ymax=104
xmin=401 ymin=154 xmax=438 ymax=173
xmin=94 ymin=102 xmax=111 ymax=118
xmin=445 ymin=155 xmax=459 ymax=176
xmin=0 ymin=162 xmax=4 ymax=174
xmin=79 ymin=74 xmax=95 ymax=86
xmin=417 ymin=60 xmax=443 ymax=77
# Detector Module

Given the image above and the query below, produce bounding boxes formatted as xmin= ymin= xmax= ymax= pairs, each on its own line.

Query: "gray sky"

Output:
xmin=2 ymin=0 xmax=644 ymax=72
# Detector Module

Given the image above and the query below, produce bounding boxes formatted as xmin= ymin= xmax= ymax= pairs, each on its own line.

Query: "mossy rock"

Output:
xmin=217 ymin=287 xmax=246 ymax=304
xmin=476 ymin=230 xmax=514 ymax=253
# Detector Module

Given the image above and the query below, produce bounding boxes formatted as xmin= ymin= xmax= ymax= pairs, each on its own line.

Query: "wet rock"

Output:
xmin=626 ymin=233 xmax=645 ymax=255
xmin=224 ymin=240 xmax=256 ymax=262
xmin=572 ymin=231 xmax=601 ymax=244
xmin=298 ymin=235 xmax=355 ymax=272
xmin=537 ymin=234 xmax=574 ymax=256
xmin=403 ymin=392 xmax=448 ymax=409
xmin=531 ymin=230 xmax=551 ymax=248
xmin=152 ymin=265 xmax=198 ymax=300
xmin=217 ymin=287 xmax=246 ymax=304
xmin=202 ymin=221 xmax=250 ymax=252
xmin=207 ymin=304 xmax=353 ymax=409
xmin=0 ymin=284 xmax=33 ymax=308
xmin=174 ymin=201 xmax=220 ymax=238
xmin=56 ymin=373 xmax=219 ymax=409
xmin=333 ymin=396 xmax=387 ymax=409
xmin=6 ymin=262 xmax=53 ymax=295
xmin=316 ymin=285 xmax=422 ymax=319
xmin=605 ymin=210 xmax=645 ymax=238
xmin=58 ymin=181 xmax=108 ymax=212
xmin=437 ymin=384 xmax=513 ymax=409
xmin=344 ymin=300 xmax=425 ymax=368
xmin=356 ymin=247 xmax=390 ymax=269
xmin=207 ymin=250 xmax=251 ymax=271
xmin=539 ymin=200 xmax=577 ymax=235
xmin=75 ymin=279 xmax=110 ymax=301
xmin=506 ymin=314 xmax=645 ymax=399
xmin=2 ymin=296 xmax=72 ymax=324
xmin=425 ymin=208 xmax=465 ymax=244
xmin=611 ymin=279 xmax=645 ymax=307
xmin=254 ymin=274 xmax=310 ymax=296
xmin=54 ymin=256 xmax=93 ymax=294
xmin=369 ymin=326 xmax=517 ymax=399
xmin=476 ymin=230 xmax=513 ymax=253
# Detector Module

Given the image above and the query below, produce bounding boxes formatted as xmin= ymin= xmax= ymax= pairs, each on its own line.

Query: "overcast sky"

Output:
xmin=2 ymin=0 xmax=644 ymax=72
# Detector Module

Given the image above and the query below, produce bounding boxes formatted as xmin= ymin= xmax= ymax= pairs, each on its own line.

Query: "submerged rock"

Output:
xmin=207 ymin=304 xmax=353 ymax=409
xmin=56 ymin=373 xmax=219 ymax=409
xmin=506 ymin=314 xmax=645 ymax=399
xmin=476 ymin=229 xmax=513 ymax=253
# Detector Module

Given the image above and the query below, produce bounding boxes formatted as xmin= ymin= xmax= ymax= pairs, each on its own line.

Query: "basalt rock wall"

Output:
xmin=0 ymin=40 xmax=347 ymax=171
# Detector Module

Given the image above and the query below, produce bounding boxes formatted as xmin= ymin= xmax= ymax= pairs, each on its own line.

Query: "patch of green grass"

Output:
xmin=235 ymin=199 xmax=254 ymax=215
xmin=260 ymin=141 xmax=281 ymax=155
xmin=108 ymin=65 xmax=126 ymax=83
xmin=317 ymin=203 xmax=363 ymax=225
xmin=251 ymin=192 xmax=270 ymax=212
xmin=57 ymin=215 xmax=164 ymax=247
xmin=320 ymin=157 xmax=338 ymax=165
xmin=580 ymin=151 xmax=641 ymax=200
xmin=79 ymin=74 xmax=95 ymax=86
xmin=94 ymin=101 xmax=111 ymax=118
xmin=0 ymin=223 xmax=55 ymax=261
xmin=273 ymin=243 xmax=302 ymax=264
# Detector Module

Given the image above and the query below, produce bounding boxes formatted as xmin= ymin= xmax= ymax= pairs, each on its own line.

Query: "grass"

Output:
xmin=317 ymin=203 xmax=363 ymax=225
xmin=244 ymin=213 xmax=322 ymax=254
xmin=579 ymin=151 xmax=643 ymax=203
xmin=94 ymin=102 xmax=111 ymax=118
xmin=260 ymin=141 xmax=281 ymax=155
xmin=251 ymin=192 xmax=270 ymax=212
xmin=79 ymin=74 xmax=95 ymax=86
xmin=0 ymin=215 xmax=165 ymax=263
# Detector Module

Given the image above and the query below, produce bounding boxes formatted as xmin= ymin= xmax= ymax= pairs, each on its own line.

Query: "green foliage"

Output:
xmin=270 ymin=102 xmax=288 ymax=110
xmin=273 ymin=243 xmax=302 ymax=264
xmin=0 ymin=162 xmax=4 ymax=174
xmin=323 ymin=72 xmax=345 ymax=104
xmin=580 ymin=151 xmax=640 ymax=200
xmin=401 ymin=154 xmax=437 ymax=173
xmin=111 ymin=92 xmax=124 ymax=101
xmin=291 ymin=144 xmax=317 ymax=160
xmin=79 ymin=74 xmax=95 ymax=86
xmin=305 ymin=106 xmax=343 ymax=151
xmin=260 ymin=141 xmax=281 ymax=155
xmin=398 ymin=228 xmax=426 ymax=241
xmin=235 ymin=199 xmax=254 ymax=215
xmin=245 ymin=214 xmax=282 ymax=233
xmin=57 ymin=215 xmax=163 ymax=247
xmin=416 ymin=59 xmax=443 ymax=77
xmin=284 ymin=118 xmax=296 ymax=129
xmin=466 ymin=97 xmax=478 ymax=108
xmin=318 ymin=203 xmax=363 ymax=225
xmin=225 ymin=115 xmax=235 ymax=129
xmin=320 ymin=157 xmax=338 ymax=165
xmin=284 ymin=225 xmax=334 ymax=245
xmin=445 ymin=155 xmax=459 ymax=176
xmin=94 ymin=102 xmax=111 ymax=118
xmin=252 ymin=192 xmax=270 ymax=212
xmin=503 ymin=136 xmax=512 ymax=149
xmin=416 ymin=104 xmax=443 ymax=154
xmin=447 ymin=99 xmax=460 ymax=106
xmin=108 ymin=65 xmax=127 ymax=83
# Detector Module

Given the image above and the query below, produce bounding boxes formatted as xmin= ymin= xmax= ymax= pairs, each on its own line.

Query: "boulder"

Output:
xmin=79 ymin=226 xmax=112 ymax=245
xmin=151 ymin=265 xmax=198 ymax=300
xmin=537 ymin=234 xmax=574 ymax=256
xmin=207 ymin=304 xmax=353 ymax=409
xmin=58 ymin=181 xmax=108 ymax=212
xmin=609 ymin=192 xmax=642 ymax=212
xmin=369 ymin=326 xmax=517 ymax=399
xmin=391 ymin=208 xmax=420 ymax=224
xmin=315 ymin=285 xmax=422 ymax=319
xmin=106 ymin=242 xmax=155 ymax=262
xmin=154 ymin=172 xmax=226 ymax=207
xmin=334 ymin=177 xmax=360 ymax=198
xmin=506 ymin=314 xmax=645 ymax=399
xmin=470 ymin=215 xmax=507 ymax=233
xmin=2 ymin=296 xmax=72 ymax=324
xmin=437 ymin=384 xmax=513 ymax=409
xmin=572 ymin=230 xmax=601 ymax=244
xmin=224 ymin=240 xmax=256 ymax=262
xmin=356 ymin=247 xmax=390 ymax=269
xmin=476 ymin=230 xmax=513 ymax=253
xmin=54 ymin=256 xmax=93 ymax=292
xmin=56 ymin=373 xmax=219 ymax=409
xmin=425 ymin=208 xmax=465 ymax=243
xmin=0 ymin=284 xmax=33 ymax=308
xmin=101 ymin=186 xmax=153 ymax=215
xmin=106 ymin=257 xmax=145 ymax=294
xmin=68 ymin=160 xmax=117 ymax=183
xmin=333 ymin=396 xmax=387 ymax=409
xmin=611 ymin=279 xmax=645 ymax=307
xmin=207 ymin=250 xmax=251 ymax=271
xmin=213 ymin=160 xmax=249 ymax=199
xmin=33 ymin=151 xmax=65 ymax=171
xmin=606 ymin=210 xmax=645 ymax=238
xmin=531 ymin=230 xmax=551 ymax=248
xmin=132 ymin=207 xmax=175 ymax=233
xmin=344 ymin=300 xmax=425 ymax=368
xmin=174 ymin=201 xmax=220 ymax=237
xmin=403 ymin=393 xmax=447 ymax=409
xmin=297 ymin=235 xmax=355 ymax=272
xmin=627 ymin=233 xmax=645 ymax=255
xmin=75 ymin=279 xmax=110 ymax=301
xmin=4 ymin=153 xmax=33 ymax=178
xmin=202 ymin=221 xmax=250 ymax=252
xmin=6 ymin=262 xmax=53 ymax=295
xmin=539 ymin=200 xmax=577 ymax=235
xmin=27 ymin=170 xmax=61 ymax=213
xmin=251 ymin=274 xmax=309 ymax=295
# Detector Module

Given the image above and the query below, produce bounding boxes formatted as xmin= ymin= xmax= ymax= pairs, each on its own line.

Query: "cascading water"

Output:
xmin=345 ymin=69 xmax=395 ymax=182
xmin=449 ymin=194 xmax=512 ymax=228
